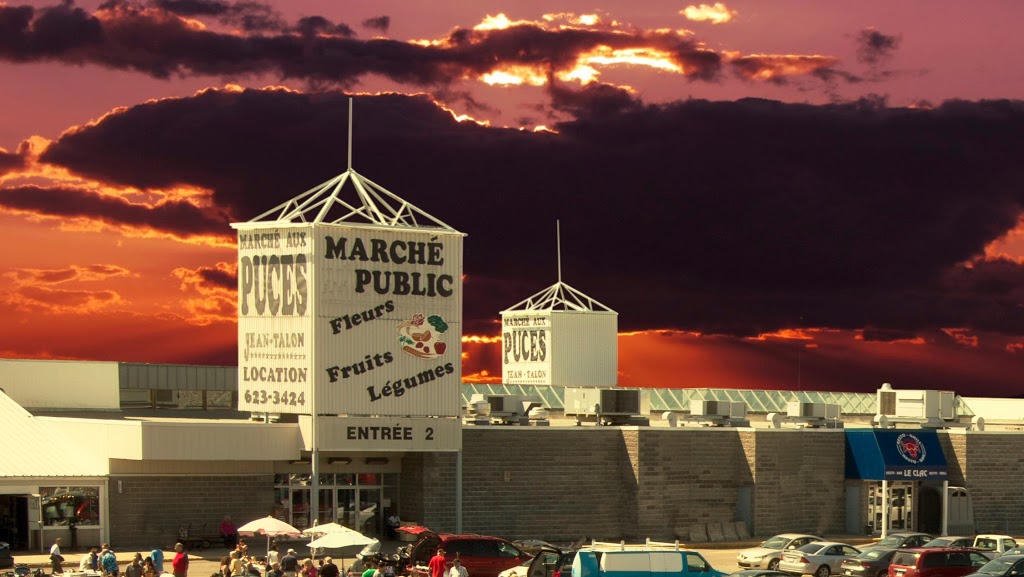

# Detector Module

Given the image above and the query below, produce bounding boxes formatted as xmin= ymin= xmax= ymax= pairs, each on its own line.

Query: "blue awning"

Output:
xmin=845 ymin=429 xmax=947 ymax=481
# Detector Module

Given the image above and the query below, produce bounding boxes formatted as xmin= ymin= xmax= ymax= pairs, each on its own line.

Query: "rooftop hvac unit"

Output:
xmin=786 ymin=401 xmax=840 ymax=419
xmin=466 ymin=394 xmax=542 ymax=425
xmin=876 ymin=385 xmax=957 ymax=421
xmin=563 ymin=388 xmax=651 ymax=426
xmin=690 ymin=400 xmax=747 ymax=419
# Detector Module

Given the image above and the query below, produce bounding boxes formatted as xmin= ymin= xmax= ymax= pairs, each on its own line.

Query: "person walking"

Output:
xmin=152 ymin=547 xmax=165 ymax=574
xmin=79 ymin=548 xmax=99 ymax=572
xmin=50 ymin=537 xmax=65 ymax=574
xmin=100 ymin=548 xmax=119 ymax=577
xmin=447 ymin=559 xmax=468 ymax=577
xmin=428 ymin=549 xmax=447 ymax=577
xmin=280 ymin=549 xmax=299 ymax=577
xmin=172 ymin=542 xmax=190 ymax=577
xmin=125 ymin=555 xmax=144 ymax=577
xmin=319 ymin=558 xmax=339 ymax=577
xmin=220 ymin=515 xmax=239 ymax=550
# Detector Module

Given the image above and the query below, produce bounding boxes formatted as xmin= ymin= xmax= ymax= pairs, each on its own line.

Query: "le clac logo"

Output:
xmin=397 ymin=313 xmax=449 ymax=359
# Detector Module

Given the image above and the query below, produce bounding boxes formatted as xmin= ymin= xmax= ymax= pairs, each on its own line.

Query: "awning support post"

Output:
xmin=941 ymin=480 xmax=949 ymax=536
xmin=881 ymin=479 xmax=889 ymax=538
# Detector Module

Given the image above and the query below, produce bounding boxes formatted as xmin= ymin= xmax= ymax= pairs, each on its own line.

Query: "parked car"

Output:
xmin=779 ymin=542 xmax=862 ymax=577
xmin=888 ymin=548 xmax=990 ymax=577
xmin=922 ymin=538 xmax=974 ymax=549
xmin=973 ymin=536 xmax=1018 ymax=558
xmin=738 ymin=535 xmax=825 ymax=570
xmin=0 ymin=541 xmax=12 ymax=570
xmin=862 ymin=534 xmax=933 ymax=551
xmin=841 ymin=548 xmax=899 ymax=577
xmin=963 ymin=555 xmax=1024 ymax=577
xmin=402 ymin=526 xmax=531 ymax=577
xmin=499 ymin=546 xmax=577 ymax=577
xmin=999 ymin=547 xmax=1024 ymax=557
xmin=730 ymin=571 xmax=792 ymax=577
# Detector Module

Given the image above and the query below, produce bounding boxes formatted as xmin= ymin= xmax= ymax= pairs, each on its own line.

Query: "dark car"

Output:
xmin=401 ymin=526 xmax=530 ymax=577
xmin=923 ymin=538 xmax=975 ymax=550
xmin=963 ymin=555 xmax=1024 ymax=577
xmin=0 ymin=541 xmax=12 ymax=570
xmin=730 ymin=571 xmax=793 ymax=577
xmin=864 ymin=534 xmax=934 ymax=552
xmin=888 ymin=548 xmax=990 ymax=577
xmin=841 ymin=548 xmax=899 ymax=577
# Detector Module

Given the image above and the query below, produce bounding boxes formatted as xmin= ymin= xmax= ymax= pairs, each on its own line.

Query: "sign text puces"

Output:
xmin=237 ymin=226 xmax=315 ymax=411
xmin=238 ymin=225 xmax=462 ymax=416
xmin=502 ymin=313 xmax=550 ymax=384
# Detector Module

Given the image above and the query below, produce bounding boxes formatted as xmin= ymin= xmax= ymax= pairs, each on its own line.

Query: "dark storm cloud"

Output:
xmin=856 ymin=28 xmax=900 ymax=66
xmin=362 ymin=15 xmax=389 ymax=33
xmin=37 ymin=89 xmax=1024 ymax=338
xmin=0 ymin=184 xmax=230 ymax=239
xmin=0 ymin=2 xmax=725 ymax=86
xmin=0 ymin=148 xmax=26 ymax=175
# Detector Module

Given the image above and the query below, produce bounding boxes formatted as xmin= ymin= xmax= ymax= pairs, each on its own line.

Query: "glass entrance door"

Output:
xmin=868 ymin=481 xmax=914 ymax=533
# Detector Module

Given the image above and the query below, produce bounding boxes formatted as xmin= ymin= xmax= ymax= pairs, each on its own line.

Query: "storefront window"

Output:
xmin=40 ymin=487 xmax=100 ymax=527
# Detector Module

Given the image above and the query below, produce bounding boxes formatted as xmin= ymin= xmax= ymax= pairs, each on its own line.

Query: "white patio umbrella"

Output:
xmin=301 ymin=522 xmax=349 ymax=537
xmin=237 ymin=515 xmax=303 ymax=556
xmin=306 ymin=527 xmax=377 ymax=573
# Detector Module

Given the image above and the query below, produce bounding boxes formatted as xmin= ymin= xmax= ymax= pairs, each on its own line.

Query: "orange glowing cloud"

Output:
xmin=681 ymin=3 xmax=737 ymax=24
xmin=729 ymin=54 xmax=838 ymax=81
xmin=4 ymin=285 xmax=125 ymax=314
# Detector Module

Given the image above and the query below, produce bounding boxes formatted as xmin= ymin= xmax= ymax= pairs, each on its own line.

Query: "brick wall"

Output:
xmin=458 ymin=428 xmax=633 ymax=542
xmin=747 ymin=430 xmax=846 ymax=537
xmin=961 ymin=432 xmax=1024 ymax=534
xmin=108 ymin=475 xmax=274 ymax=549
xmin=636 ymin=428 xmax=751 ymax=541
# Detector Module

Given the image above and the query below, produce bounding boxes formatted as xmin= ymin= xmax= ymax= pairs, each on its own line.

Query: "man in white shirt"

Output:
xmin=447 ymin=558 xmax=468 ymax=577
xmin=50 ymin=537 xmax=65 ymax=574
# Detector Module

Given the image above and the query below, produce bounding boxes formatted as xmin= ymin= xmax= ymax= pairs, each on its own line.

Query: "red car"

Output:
xmin=888 ymin=548 xmax=991 ymax=577
xmin=401 ymin=526 xmax=530 ymax=577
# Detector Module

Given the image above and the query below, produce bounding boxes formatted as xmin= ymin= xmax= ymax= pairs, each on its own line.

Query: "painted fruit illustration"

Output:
xmin=397 ymin=314 xmax=449 ymax=359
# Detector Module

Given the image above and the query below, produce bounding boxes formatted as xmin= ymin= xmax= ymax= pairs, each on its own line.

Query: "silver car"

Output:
xmin=778 ymin=541 xmax=861 ymax=577
xmin=738 ymin=534 xmax=825 ymax=570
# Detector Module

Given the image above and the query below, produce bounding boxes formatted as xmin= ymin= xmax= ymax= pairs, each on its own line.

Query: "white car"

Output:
xmin=738 ymin=534 xmax=825 ymax=570
xmin=778 ymin=541 xmax=861 ymax=577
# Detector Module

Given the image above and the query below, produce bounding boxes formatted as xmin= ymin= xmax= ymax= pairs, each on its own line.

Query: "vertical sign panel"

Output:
xmin=501 ymin=313 xmax=552 ymax=384
xmin=237 ymin=225 xmax=315 ymax=413
xmin=314 ymin=226 xmax=462 ymax=417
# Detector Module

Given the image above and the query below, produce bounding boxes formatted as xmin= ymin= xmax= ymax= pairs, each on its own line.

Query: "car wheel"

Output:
xmin=815 ymin=566 xmax=831 ymax=577
xmin=768 ymin=560 xmax=780 ymax=571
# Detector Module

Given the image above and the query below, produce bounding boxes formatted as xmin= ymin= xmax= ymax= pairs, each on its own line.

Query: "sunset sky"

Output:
xmin=2 ymin=0 xmax=1023 ymax=397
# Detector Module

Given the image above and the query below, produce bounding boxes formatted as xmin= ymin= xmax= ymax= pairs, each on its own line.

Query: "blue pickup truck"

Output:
xmin=572 ymin=547 xmax=726 ymax=577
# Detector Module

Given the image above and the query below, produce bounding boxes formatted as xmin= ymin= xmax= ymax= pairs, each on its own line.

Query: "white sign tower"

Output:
xmin=232 ymin=99 xmax=465 ymax=525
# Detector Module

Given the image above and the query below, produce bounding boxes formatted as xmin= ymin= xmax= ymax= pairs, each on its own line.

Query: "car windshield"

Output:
xmin=875 ymin=537 xmax=907 ymax=548
xmin=798 ymin=544 xmax=827 ymax=554
xmin=923 ymin=539 xmax=953 ymax=547
xmin=762 ymin=538 xmax=792 ymax=549
xmin=975 ymin=558 xmax=1017 ymax=575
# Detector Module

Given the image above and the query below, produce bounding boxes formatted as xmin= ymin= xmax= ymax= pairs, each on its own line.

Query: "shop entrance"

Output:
xmin=868 ymin=481 xmax=915 ymax=533
xmin=0 ymin=495 xmax=29 ymax=550
xmin=274 ymin=473 xmax=386 ymax=537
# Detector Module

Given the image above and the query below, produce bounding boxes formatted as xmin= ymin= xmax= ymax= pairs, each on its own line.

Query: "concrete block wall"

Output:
xmin=459 ymin=428 xmax=634 ymax=543
xmin=960 ymin=432 xmax=1024 ymax=534
xmin=636 ymin=429 xmax=751 ymax=542
xmin=399 ymin=451 xmax=458 ymax=532
xmin=746 ymin=429 xmax=846 ymax=537
xmin=108 ymin=475 xmax=274 ymax=549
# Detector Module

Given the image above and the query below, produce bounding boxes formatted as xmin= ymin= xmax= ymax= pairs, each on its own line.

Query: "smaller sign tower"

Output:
xmin=500 ymin=222 xmax=617 ymax=386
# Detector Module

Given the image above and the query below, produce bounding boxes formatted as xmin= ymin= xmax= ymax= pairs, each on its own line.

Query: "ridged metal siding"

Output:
xmin=549 ymin=311 xmax=618 ymax=386
xmin=312 ymin=225 xmax=462 ymax=418
xmin=236 ymin=224 xmax=316 ymax=414
xmin=118 ymin=362 xmax=238 ymax=391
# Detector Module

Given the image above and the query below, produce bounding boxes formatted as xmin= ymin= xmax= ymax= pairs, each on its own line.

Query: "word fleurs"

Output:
xmin=330 ymin=300 xmax=394 ymax=333
xmin=239 ymin=253 xmax=308 ymax=316
xmin=366 ymin=362 xmax=455 ymax=402
xmin=503 ymin=329 xmax=547 ymax=363
xmin=325 ymin=235 xmax=455 ymax=298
